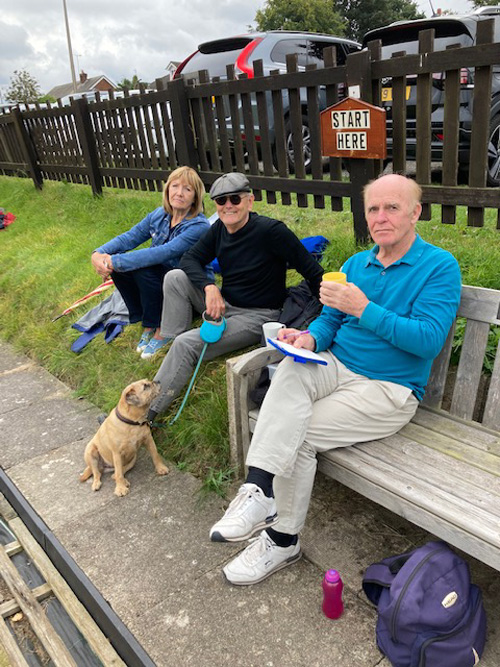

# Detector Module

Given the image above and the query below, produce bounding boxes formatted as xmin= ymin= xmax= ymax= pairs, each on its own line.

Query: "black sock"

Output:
xmin=147 ymin=409 xmax=158 ymax=422
xmin=246 ymin=466 xmax=274 ymax=498
xmin=267 ymin=527 xmax=298 ymax=548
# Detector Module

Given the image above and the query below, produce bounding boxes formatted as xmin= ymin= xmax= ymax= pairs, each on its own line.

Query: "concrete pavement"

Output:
xmin=0 ymin=339 xmax=498 ymax=666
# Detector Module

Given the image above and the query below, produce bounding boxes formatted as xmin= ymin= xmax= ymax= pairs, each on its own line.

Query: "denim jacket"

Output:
xmin=94 ymin=208 xmax=210 ymax=273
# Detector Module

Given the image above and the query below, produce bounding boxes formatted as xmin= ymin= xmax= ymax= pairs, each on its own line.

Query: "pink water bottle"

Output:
xmin=322 ymin=569 xmax=344 ymax=619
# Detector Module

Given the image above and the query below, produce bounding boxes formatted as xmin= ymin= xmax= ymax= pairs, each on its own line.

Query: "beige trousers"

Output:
xmin=246 ymin=351 xmax=419 ymax=534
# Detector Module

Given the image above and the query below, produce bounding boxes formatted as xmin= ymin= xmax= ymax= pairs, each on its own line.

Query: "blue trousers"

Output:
xmin=111 ymin=265 xmax=169 ymax=329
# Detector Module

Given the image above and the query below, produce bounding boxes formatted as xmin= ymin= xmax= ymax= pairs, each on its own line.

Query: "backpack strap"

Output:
xmin=362 ymin=551 xmax=414 ymax=605
xmin=362 ymin=562 xmax=394 ymax=605
xmin=389 ymin=553 xmax=413 ymax=574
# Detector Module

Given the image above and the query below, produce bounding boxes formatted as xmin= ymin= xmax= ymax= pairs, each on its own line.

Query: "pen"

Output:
xmin=283 ymin=329 xmax=310 ymax=339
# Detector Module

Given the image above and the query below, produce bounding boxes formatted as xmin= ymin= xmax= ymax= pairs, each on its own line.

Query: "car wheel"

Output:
xmin=284 ymin=115 xmax=312 ymax=174
xmin=487 ymin=114 xmax=500 ymax=187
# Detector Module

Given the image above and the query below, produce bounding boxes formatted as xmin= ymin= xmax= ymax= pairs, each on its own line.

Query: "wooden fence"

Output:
xmin=1 ymin=20 xmax=499 ymax=240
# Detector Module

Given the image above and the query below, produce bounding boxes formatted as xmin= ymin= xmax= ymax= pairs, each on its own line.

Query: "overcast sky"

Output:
xmin=1 ymin=0 xmax=474 ymax=99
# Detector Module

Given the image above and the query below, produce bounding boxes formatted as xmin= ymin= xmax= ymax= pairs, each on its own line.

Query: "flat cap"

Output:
xmin=209 ymin=172 xmax=251 ymax=199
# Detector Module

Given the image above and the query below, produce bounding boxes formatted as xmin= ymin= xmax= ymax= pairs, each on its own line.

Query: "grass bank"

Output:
xmin=0 ymin=176 xmax=498 ymax=494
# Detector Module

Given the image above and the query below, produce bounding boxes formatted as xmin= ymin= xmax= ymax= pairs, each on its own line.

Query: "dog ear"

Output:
xmin=125 ymin=388 xmax=141 ymax=406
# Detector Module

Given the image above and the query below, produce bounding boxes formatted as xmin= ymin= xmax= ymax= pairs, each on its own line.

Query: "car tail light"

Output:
xmin=173 ymin=51 xmax=198 ymax=78
xmin=460 ymin=67 xmax=471 ymax=85
xmin=234 ymin=38 xmax=264 ymax=78
xmin=241 ymin=132 xmax=261 ymax=142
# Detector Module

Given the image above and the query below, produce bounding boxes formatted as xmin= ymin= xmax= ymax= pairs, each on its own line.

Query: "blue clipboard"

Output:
xmin=267 ymin=338 xmax=328 ymax=365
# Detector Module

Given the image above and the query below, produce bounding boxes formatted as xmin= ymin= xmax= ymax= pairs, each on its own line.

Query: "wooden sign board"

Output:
xmin=320 ymin=98 xmax=387 ymax=159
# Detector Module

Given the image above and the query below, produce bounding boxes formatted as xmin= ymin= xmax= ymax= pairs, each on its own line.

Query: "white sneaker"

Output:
xmin=209 ymin=483 xmax=278 ymax=542
xmin=223 ymin=530 xmax=301 ymax=585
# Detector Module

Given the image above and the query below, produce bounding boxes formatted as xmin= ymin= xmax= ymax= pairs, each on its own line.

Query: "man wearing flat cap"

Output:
xmin=147 ymin=172 xmax=323 ymax=421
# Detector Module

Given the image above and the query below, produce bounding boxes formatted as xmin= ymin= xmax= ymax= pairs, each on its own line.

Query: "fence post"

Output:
xmin=72 ymin=97 xmax=102 ymax=196
xmin=167 ymin=77 xmax=198 ymax=167
xmin=11 ymin=108 xmax=43 ymax=190
xmin=346 ymin=50 xmax=375 ymax=244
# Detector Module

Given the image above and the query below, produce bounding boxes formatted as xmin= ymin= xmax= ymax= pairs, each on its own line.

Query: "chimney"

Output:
xmin=80 ymin=70 xmax=88 ymax=84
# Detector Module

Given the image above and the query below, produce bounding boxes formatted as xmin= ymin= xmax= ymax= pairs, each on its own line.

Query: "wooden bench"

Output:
xmin=226 ymin=285 xmax=500 ymax=570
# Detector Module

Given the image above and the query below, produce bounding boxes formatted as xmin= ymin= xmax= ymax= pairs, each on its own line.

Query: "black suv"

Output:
xmin=175 ymin=31 xmax=361 ymax=170
xmin=362 ymin=7 xmax=500 ymax=186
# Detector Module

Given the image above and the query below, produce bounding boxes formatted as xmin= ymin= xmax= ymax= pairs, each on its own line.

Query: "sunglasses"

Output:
xmin=214 ymin=193 xmax=248 ymax=206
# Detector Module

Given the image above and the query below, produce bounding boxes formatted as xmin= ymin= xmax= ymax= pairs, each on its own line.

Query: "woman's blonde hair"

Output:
xmin=162 ymin=166 xmax=205 ymax=218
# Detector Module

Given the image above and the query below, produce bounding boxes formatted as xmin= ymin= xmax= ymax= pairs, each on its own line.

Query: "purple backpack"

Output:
xmin=362 ymin=541 xmax=487 ymax=667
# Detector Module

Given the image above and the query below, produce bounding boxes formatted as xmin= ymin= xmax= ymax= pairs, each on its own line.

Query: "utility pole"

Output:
xmin=62 ymin=0 xmax=77 ymax=93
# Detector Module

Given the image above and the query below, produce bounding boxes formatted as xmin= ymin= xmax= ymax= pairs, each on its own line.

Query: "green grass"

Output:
xmin=0 ymin=176 xmax=499 ymax=496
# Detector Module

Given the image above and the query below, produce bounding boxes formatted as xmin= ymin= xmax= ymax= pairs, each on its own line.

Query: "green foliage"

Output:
xmin=471 ymin=0 xmax=498 ymax=6
xmin=336 ymin=0 xmax=425 ymax=43
xmin=117 ymin=75 xmax=144 ymax=91
xmin=6 ymin=69 xmax=41 ymax=104
xmin=255 ymin=0 xmax=345 ymax=35
xmin=38 ymin=95 xmax=57 ymax=104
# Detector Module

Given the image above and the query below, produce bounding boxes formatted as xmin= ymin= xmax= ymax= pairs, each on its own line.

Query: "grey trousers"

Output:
xmin=246 ymin=351 xmax=419 ymax=534
xmin=151 ymin=269 xmax=280 ymax=415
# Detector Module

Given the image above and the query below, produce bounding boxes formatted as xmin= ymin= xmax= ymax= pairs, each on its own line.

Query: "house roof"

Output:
xmin=47 ymin=75 xmax=116 ymax=100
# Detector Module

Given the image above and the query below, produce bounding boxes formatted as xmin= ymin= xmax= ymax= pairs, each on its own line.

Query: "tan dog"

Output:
xmin=80 ymin=379 xmax=169 ymax=496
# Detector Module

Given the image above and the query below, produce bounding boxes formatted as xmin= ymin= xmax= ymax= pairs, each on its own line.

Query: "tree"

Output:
xmin=38 ymin=94 xmax=57 ymax=104
xmin=255 ymin=0 xmax=345 ymax=36
xmin=471 ymin=0 xmax=498 ymax=6
xmin=336 ymin=0 xmax=425 ymax=43
xmin=117 ymin=74 xmax=144 ymax=91
xmin=6 ymin=69 xmax=41 ymax=104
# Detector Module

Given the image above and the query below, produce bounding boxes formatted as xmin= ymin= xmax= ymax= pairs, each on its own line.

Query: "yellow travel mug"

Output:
xmin=323 ymin=272 xmax=347 ymax=284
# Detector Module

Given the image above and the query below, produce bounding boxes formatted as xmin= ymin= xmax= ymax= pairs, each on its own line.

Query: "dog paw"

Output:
xmin=156 ymin=464 xmax=170 ymax=476
xmin=91 ymin=480 xmax=102 ymax=491
xmin=115 ymin=485 xmax=130 ymax=497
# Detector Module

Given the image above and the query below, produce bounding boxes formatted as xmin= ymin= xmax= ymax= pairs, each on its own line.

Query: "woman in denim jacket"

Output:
xmin=91 ymin=167 xmax=210 ymax=356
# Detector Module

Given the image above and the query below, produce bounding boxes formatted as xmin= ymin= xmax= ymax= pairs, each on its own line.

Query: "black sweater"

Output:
xmin=179 ymin=212 xmax=323 ymax=309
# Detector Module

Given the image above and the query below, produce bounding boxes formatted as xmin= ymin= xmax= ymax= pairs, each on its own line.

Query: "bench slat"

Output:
xmin=483 ymin=336 xmax=500 ymax=431
xmin=450 ymin=319 xmax=490 ymax=420
xmin=358 ymin=437 xmax=500 ymax=506
xmin=321 ymin=445 xmax=500 ymax=546
xmin=411 ymin=407 xmax=500 ymax=453
xmin=421 ymin=322 xmax=455 ymax=409
xmin=458 ymin=285 xmax=500 ymax=325
xmin=401 ymin=421 xmax=500 ymax=476
xmin=376 ymin=435 xmax=500 ymax=497
xmin=317 ymin=455 xmax=500 ymax=571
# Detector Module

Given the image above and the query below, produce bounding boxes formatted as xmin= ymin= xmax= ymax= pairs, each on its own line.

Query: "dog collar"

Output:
xmin=114 ymin=407 xmax=150 ymax=427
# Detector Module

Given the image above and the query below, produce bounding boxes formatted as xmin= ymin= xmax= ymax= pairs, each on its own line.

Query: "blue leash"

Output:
xmin=168 ymin=342 xmax=209 ymax=425
xmin=161 ymin=312 xmax=227 ymax=427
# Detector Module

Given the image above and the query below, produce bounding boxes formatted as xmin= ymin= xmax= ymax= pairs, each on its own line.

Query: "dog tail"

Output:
xmin=79 ymin=467 xmax=92 ymax=482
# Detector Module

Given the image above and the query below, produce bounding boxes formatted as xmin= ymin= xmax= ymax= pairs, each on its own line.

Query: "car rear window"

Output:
xmin=365 ymin=20 xmax=475 ymax=57
xmin=181 ymin=37 xmax=254 ymax=77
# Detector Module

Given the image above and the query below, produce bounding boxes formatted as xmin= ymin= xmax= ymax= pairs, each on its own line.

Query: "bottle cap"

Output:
xmin=325 ymin=569 xmax=340 ymax=583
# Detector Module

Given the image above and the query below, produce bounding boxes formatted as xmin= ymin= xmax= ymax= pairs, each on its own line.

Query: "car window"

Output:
xmin=307 ymin=40 xmax=345 ymax=67
xmin=182 ymin=38 xmax=254 ymax=78
xmin=271 ymin=39 xmax=309 ymax=67
xmin=367 ymin=21 xmax=475 ymax=57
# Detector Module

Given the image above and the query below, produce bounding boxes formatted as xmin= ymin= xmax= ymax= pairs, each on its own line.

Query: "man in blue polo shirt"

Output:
xmin=210 ymin=173 xmax=462 ymax=586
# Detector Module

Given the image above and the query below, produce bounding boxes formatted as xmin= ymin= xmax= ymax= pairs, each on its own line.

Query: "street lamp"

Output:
xmin=62 ymin=0 xmax=77 ymax=93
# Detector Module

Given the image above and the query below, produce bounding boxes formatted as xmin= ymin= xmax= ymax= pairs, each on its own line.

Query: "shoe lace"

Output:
xmin=244 ymin=532 xmax=273 ymax=565
xmin=224 ymin=484 xmax=259 ymax=518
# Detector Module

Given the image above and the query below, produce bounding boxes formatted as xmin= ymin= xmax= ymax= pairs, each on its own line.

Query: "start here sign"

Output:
xmin=320 ymin=98 xmax=387 ymax=159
